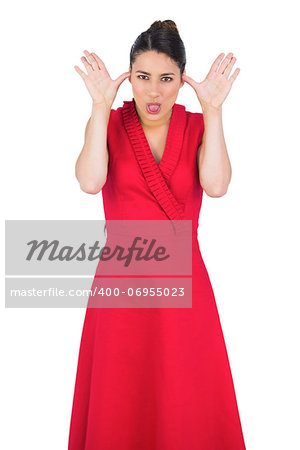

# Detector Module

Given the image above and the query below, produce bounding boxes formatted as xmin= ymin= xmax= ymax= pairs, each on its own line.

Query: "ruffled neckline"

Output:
xmin=121 ymin=98 xmax=187 ymax=222
xmin=122 ymin=97 xmax=186 ymax=180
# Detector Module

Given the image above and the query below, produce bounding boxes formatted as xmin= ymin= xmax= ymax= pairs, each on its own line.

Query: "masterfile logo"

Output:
xmin=5 ymin=220 xmax=192 ymax=308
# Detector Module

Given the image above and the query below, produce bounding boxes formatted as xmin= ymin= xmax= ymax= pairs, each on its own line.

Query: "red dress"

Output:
xmin=68 ymin=98 xmax=246 ymax=449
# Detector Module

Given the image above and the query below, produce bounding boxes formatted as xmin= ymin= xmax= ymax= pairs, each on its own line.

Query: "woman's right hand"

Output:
xmin=74 ymin=50 xmax=130 ymax=107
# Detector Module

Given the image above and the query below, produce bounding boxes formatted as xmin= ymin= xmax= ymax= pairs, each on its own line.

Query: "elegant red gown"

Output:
xmin=68 ymin=98 xmax=246 ymax=449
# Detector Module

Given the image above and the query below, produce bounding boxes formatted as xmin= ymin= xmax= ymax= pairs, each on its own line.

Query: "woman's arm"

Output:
xmin=197 ymin=105 xmax=232 ymax=197
xmin=75 ymin=102 xmax=111 ymax=194
xmin=74 ymin=50 xmax=130 ymax=194
xmin=183 ymin=52 xmax=240 ymax=198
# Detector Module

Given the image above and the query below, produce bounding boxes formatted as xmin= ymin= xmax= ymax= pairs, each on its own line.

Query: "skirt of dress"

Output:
xmin=68 ymin=236 xmax=246 ymax=450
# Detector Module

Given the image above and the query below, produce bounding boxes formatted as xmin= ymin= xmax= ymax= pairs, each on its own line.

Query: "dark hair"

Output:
xmin=129 ymin=20 xmax=186 ymax=76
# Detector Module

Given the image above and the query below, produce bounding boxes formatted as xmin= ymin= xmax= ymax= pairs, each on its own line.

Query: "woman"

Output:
xmin=69 ymin=20 xmax=246 ymax=450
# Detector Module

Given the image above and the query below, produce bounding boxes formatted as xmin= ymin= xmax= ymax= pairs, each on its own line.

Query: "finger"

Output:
xmin=219 ymin=52 xmax=233 ymax=74
xmin=229 ymin=68 xmax=241 ymax=84
xmin=182 ymin=74 xmax=198 ymax=90
xmin=83 ymin=50 xmax=99 ymax=71
xmin=81 ymin=56 xmax=93 ymax=74
xmin=223 ymin=56 xmax=237 ymax=78
xmin=207 ymin=53 xmax=225 ymax=76
xmin=91 ymin=52 xmax=106 ymax=71
xmin=114 ymin=71 xmax=131 ymax=88
xmin=74 ymin=65 xmax=88 ymax=80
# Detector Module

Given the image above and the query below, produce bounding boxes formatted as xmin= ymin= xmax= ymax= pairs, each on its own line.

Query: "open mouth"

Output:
xmin=146 ymin=103 xmax=161 ymax=113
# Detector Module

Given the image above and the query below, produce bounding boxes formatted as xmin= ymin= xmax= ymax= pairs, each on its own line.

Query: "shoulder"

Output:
xmin=177 ymin=104 xmax=204 ymax=147
xmin=108 ymin=100 xmax=134 ymax=128
xmin=180 ymin=104 xmax=204 ymax=129
xmin=107 ymin=105 xmax=125 ymax=139
xmin=181 ymin=105 xmax=203 ymax=127
xmin=175 ymin=103 xmax=203 ymax=126
xmin=108 ymin=105 xmax=123 ymax=123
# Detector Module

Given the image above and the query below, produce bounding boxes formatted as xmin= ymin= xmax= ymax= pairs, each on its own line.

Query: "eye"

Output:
xmin=137 ymin=75 xmax=173 ymax=82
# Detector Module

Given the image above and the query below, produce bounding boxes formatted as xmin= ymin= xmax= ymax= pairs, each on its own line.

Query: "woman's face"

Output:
xmin=129 ymin=50 xmax=185 ymax=125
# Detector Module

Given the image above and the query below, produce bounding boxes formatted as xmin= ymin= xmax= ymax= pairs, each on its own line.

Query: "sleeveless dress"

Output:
xmin=68 ymin=98 xmax=247 ymax=450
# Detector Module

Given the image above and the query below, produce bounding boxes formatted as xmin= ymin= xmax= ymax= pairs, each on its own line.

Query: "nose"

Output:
xmin=148 ymin=80 xmax=160 ymax=99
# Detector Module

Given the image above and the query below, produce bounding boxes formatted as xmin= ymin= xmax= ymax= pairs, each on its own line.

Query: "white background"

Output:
xmin=1 ymin=1 xmax=299 ymax=449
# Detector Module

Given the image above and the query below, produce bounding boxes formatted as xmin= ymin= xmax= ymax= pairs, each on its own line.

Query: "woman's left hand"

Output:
xmin=182 ymin=52 xmax=240 ymax=110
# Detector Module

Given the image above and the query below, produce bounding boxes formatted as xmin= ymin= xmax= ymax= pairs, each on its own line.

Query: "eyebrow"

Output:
xmin=135 ymin=70 xmax=176 ymax=76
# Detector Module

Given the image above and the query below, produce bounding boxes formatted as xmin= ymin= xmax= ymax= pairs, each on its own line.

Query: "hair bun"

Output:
xmin=149 ymin=20 xmax=179 ymax=34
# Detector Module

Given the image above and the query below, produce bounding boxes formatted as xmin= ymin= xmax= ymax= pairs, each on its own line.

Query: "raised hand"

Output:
xmin=74 ymin=50 xmax=130 ymax=107
xmin=182 ymin=52 xmax=240 ymax=110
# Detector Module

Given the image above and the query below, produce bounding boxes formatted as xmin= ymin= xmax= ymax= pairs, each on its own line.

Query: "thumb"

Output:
xmin=182 ymin=74 xmax=198 ymax=90
xmin=114 ymin=71 xmax=131 ymax=89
